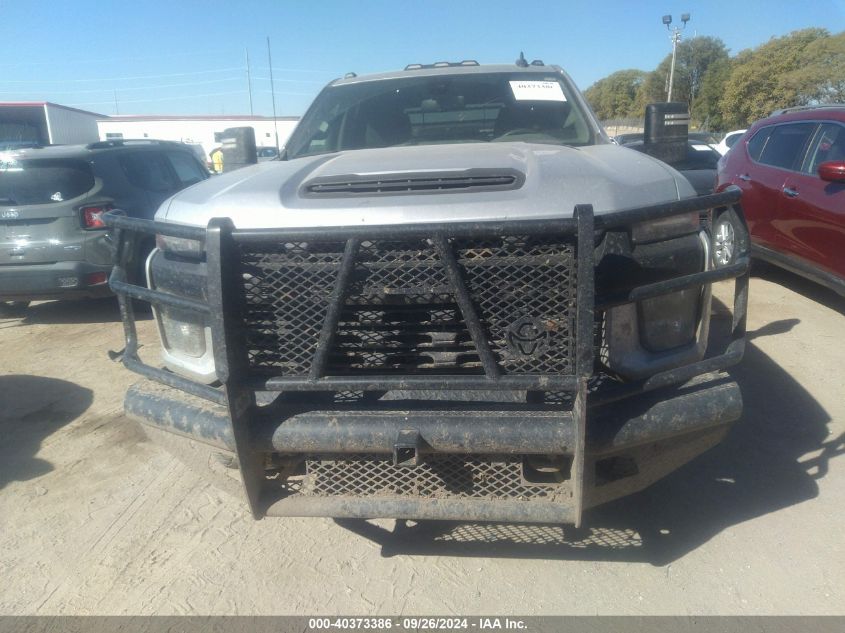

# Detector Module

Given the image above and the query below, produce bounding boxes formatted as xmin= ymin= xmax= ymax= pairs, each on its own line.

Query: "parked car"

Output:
xmin=688 ymin=131 xmax=720 ymax=146
xmin=256 ymin=146 xmax=280 ymax=161
xmin=613 ymin=132 xmax=643 ymax=145
xmin=627 ymin=139 xmax=722 ymax=196
xmin=185 ymin=143 xmax=209 ymax=167
xmin=616 ymin=131 xmax=718 ymax=148
xmin=715 ymin=105 xmax=844 ymax=296
xmin=105 ymin=60 xmax=749 ymax=526
xmin=0 ymin=139 xmax=210 ymax=314
xmin=714 ymin=129 xmax=747 ymax=156
xmin=0 ymin=141 xmax=44 ymax=151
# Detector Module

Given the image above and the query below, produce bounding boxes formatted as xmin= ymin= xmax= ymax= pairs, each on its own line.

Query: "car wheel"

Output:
xmin=713 ymin=211 xmax=739 ymax=267
xmin=0 ymin=300 xmax=30 ymax=317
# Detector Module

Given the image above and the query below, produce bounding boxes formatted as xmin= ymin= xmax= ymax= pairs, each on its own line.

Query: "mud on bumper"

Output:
xmin=126 ymin=371 xmax=741 ymax=525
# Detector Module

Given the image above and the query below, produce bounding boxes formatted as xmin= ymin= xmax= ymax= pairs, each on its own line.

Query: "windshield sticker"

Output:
xmin=509 ymin=81 xmax=567 ymax=102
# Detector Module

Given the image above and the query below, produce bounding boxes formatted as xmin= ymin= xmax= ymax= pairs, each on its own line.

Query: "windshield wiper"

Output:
xmin=0 ymin=197 xmax=18 ymax=205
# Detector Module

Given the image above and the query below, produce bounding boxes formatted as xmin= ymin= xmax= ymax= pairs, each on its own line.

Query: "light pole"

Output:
xmin=662 ymin=13 xmax=690 ymax=102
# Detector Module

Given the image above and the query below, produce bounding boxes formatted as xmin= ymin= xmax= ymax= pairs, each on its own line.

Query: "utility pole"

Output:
xmin=246 ymin=48 xmax=254 ymax=116
xmin=662 ymin=13 xmax=690 ymax=102
xmin=113 ymin=89 xmax=119 ymax=115
xmin=266 ymin=36 xmax=280 ymax=152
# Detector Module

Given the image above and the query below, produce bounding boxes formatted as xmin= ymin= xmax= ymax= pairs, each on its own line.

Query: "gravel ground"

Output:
xmin=1 ymin=264 xmax=843 ymax=615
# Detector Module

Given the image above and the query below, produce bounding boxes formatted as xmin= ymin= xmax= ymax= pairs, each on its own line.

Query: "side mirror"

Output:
xmin=818 ymin=160 xmax=845 ymax=183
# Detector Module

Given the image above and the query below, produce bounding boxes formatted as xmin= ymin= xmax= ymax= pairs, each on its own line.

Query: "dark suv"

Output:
xmin=0 ymin=140 xmax=209 ymax=313
xmin=715 ymin=105 xmax=845 ymax=295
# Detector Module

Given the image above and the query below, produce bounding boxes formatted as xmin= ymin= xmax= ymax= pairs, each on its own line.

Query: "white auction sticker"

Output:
xmin=509 ymin=80 xmax=567 ymax=102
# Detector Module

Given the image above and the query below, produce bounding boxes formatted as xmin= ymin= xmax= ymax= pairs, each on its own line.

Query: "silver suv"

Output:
xmin=106 ymin=61 xmax=750 ymax=526
xmin=0 ymin=140 xmax=209 ymax=313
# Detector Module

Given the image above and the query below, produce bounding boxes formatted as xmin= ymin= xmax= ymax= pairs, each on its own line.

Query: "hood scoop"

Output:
xmin=301 ymin=168 xmax=524 ymax=198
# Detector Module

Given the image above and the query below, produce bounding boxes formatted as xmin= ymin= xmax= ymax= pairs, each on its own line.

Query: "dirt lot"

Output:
xmin=1 ymin=265 xmax=843 ymax=615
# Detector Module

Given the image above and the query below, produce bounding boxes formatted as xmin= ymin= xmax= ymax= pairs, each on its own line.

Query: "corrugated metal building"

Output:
xmin=0 ymin=102 xmax=103 ymax=146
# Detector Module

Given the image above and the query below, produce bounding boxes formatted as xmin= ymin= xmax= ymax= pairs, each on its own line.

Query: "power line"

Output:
xmin=66 ymin=90 xmax=248 ymax=107
xmin=0 ymin=50 xmax=243 ymax=69
xmin=246 ymin=49 xmax=254 ymax=116
xmin=2 ymin=67 xmax=247 ymax=84
xmin=256 ymin=89 xmax=317 ymax=96
xmin=250 ymin=76 xmax=326 ymax=84
xmin=0 ymin=77 xmax=244 ymax=95
xmin=267 ymin=36 xmax=280 ymax=151
xmin=251 ymin=66 xmax=336 ymax=74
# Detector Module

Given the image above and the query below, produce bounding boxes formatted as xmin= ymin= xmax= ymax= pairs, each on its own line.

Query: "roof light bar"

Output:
xmin=404 ymin=60 xmax=480 ymax=71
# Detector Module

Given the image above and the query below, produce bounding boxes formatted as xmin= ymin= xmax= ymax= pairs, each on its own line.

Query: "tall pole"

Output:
xmin=667 ymin=32 xmax=679 ymax=102
xmin=663 ymin=13 xmax=690 ymax=103
xmin=246 ymin=48 xmax=254 ymax=116
xmin=113 ymin=89 xmax=119 ymax=115
xmin=267 ymin=36 xmax=280 ymax=152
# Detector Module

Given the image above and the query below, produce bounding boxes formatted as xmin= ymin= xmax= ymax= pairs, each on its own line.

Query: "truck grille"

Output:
xmin=239 ymin=234 xmax=577 ymax=377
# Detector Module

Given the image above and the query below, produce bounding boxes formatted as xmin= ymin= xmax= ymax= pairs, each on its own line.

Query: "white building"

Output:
xmin=96 ymin=115 xmax=300 ymax=160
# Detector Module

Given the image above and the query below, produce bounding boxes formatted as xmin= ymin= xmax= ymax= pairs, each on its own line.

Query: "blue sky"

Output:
xmin=1 ymin=0 xmax=843 ymax=116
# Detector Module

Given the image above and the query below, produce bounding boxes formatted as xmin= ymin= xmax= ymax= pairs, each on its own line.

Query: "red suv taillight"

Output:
xmin=81 ymin=204 xmax=114 ymax=229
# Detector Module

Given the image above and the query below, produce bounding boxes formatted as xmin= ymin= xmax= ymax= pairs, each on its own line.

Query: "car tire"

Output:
xmin=0 ymin=300 xmax=30 ymax=317
xmin=712 ymin=209 xmax=742 ymax=268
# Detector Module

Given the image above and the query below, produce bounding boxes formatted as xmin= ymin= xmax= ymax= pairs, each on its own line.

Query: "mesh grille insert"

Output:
xmin=238 ymin=234 xmax=577 ymax=378
xmin=241 ymin=240 xmax=345 ymax=375
xmin=300 ymin=455 xmax=568 ymax=501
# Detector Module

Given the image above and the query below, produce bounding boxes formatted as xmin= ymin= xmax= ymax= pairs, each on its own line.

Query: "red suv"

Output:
xmin=715 ymin=105 xmax=845 ymax=296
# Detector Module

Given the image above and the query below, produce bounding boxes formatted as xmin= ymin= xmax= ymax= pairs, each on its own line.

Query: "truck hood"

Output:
xmin=159 ymin=142 xmax=694 ymax=229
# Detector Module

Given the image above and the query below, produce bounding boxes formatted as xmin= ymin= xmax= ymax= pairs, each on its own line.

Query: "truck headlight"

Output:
xmin=147 ymin=249 xmax=218 ymax=384
xmin=159 ymin=307 xmax=207 ymax=358
xmin=637 ymin=287 xmax=701 ymax=352
xmin=603 ymin=230 xmax=712 ymax=380
xmin=631 ymin=211 xmax=698 ymax=244
xmin=156 ymin=234 xmax=203 ymax=257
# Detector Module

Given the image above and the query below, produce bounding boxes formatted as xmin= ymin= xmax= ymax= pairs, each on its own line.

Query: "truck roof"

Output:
xmin=331 ymin=63 xmax=564 ymax=87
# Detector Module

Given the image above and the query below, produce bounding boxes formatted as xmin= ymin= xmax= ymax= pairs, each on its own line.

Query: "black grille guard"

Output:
xmin=105 ymin=187 xmax=746 ymax=405
xmin=105 ymin=188 xmax=747 ymax=521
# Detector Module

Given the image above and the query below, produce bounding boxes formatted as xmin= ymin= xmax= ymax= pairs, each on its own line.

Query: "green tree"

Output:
xmin=782 ymin=31 xmax=845 ymax=104
xmin=679 ymin=36 xmax=730 ymax=111
xmin=629 ymin=36 xmax=729 ymax=123
xmin=693 ymin=57 xmax=735 ymax=131
xmin=584 ymin=69 xmax=647 ymax=120
xmin=720 ymin=28 xmax=830 ymax=128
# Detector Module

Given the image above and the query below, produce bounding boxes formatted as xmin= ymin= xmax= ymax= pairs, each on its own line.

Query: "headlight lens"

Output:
xmin=631 ymin=211 xmax=699 ymax=244
xmin=148 ymin=249 xmax=217 ymax=383
xmin=159 ymin=307 xmax=207 ymax=358
xmin=637 ymin=287 xmax=701 ymax=352
xmin=155 ymin=234 xmax=203 ymax=257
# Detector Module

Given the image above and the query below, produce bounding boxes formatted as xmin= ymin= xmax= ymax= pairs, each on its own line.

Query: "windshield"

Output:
xmin=0 ymin=156 xmax=94 ymax=206
xmin=285 ymin=72 xmax=597 ymax=159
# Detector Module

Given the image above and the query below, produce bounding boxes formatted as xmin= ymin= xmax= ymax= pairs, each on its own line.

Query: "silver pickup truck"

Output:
xmin=106 ymin=60 xmax=749 ymax=526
